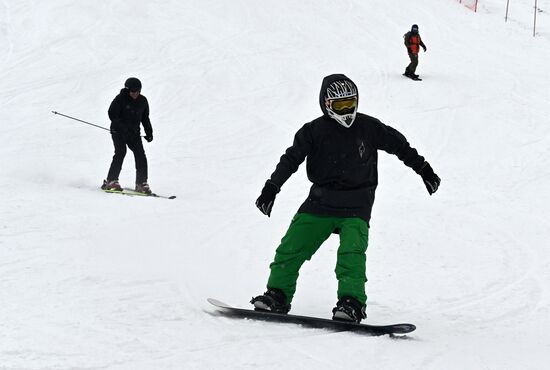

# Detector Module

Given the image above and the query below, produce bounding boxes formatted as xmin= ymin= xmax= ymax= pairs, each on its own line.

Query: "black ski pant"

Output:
xmin=107 ymin=132 xmax=148 ymax=184
xmin=405 ymin=52 xmax=419 ymax=75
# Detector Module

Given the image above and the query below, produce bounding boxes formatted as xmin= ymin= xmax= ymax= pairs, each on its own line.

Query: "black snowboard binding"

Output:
xmin=250 ymin=288 xmax=291 ymax=314
xmin=403 ymin=70 xmax=421 ymax=81
xmin=332 ymin=296 xmax=367 ymax=323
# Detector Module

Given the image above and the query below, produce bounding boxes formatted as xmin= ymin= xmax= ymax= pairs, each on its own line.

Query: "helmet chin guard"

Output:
xmin=326 ymin=102 xmax=357 ymax=128
xmin=324 ymin=79 xmax=358 ymax=128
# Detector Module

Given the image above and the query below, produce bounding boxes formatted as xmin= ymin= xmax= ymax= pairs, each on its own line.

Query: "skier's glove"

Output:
xmin=255 ymin=181 xmax=279 ymax=217
xmin=422 ymin=45 xmax=427 ymax=52
xmin=144 ymin=134 xmax=153 ymax=142
xmin=417 ymin=162 xmax=440 ymax=195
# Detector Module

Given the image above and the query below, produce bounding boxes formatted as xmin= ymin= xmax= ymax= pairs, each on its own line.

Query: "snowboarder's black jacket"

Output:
xmin=108 ymin=89 xmax=153 ymax=138
xmin=267 ymin=74 xmax=426 ymax=223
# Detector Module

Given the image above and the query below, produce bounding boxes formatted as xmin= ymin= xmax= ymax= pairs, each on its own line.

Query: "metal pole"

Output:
xmin=51 ymin=111 xmax=113 ymax=132
xmin=533 ymin=0 xmax=538 ymax=37
xmin=505 ymin=0 xmax=510 ymax=22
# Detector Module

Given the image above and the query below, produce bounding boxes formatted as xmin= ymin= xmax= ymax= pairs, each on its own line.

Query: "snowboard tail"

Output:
xmin=207 ymin=298 xmax=415 ymax=336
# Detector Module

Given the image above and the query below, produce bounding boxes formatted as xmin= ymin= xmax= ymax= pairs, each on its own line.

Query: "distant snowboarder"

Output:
xmin=251 ymin=74 xmax=440 ymax=323
xmin=102 ymin=77 xmax=154 ymax=194
xmin=403 ymin=24 xmax=427 ymax=80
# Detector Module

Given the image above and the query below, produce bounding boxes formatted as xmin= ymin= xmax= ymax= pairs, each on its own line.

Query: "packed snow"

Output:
xmin=1 ymin=0 xmax=550 ymax=369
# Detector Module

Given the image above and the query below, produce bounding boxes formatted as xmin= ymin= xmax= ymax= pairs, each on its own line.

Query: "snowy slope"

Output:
xmin=1 ymin=0 xmax=550 ymax=369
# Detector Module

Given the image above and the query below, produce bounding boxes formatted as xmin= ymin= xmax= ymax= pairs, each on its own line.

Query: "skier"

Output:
xmin=403 ymin=24 xmax=427 ymax=80
xmin=101 ymin=77 xmax=154 ymax=194
xmin=251 ymin=74 xmax=440 ymax=323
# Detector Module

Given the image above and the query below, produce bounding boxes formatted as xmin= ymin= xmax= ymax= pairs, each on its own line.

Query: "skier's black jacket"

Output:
xmin=108 ymin=89 xmax=153 ymax=138
xmin=267 ymin=74 xmax=426 ymax=223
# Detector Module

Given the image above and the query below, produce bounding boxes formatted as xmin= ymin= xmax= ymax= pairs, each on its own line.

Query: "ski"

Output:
xmin=103 ymin=188 xmax=176 ymax=199
xmin=403 ymin=73 xmax=422 ymax=81
xmin=207 ymin=298 xmax=415 ymax=336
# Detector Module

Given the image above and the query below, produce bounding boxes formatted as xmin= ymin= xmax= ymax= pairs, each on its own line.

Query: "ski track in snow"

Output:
xmin=1 ymin=0 xmax=550 ymax=369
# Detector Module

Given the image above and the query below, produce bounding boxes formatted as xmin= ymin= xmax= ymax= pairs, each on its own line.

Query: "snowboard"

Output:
xmin=207 ymin=298 xmax=415 ymax=336
xmin=403 ymin=73 xmax=422 ymax=81
xmin=103 ymin=188 xmax=176 ymax=199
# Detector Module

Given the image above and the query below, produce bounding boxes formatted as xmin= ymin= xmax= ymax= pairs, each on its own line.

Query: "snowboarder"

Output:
xmin=403 ymin=24 xmax=427 ymax=79
xmin=102 ymin=77 xmax=154 ymax=194
xmin=251 ymin=74 xmax=440 ymax=323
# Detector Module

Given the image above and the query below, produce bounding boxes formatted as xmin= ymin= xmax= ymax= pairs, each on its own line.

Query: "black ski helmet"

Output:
xmin=411 ymin=24 xmax=419 ymax=33
xmin=124 ymin=77 xmax=142 ymax=91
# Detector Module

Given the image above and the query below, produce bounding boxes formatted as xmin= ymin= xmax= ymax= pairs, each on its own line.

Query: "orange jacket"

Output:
xmin=404 ymin=32 xmax=426 ymax=54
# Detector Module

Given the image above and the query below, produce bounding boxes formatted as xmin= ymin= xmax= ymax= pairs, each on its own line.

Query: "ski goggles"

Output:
xmin=329 ymin=97 xmax=357 ymax=114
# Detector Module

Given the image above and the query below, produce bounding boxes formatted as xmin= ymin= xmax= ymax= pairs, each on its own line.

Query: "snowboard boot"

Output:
xmin=332 ymin=296 xmax=367 ymax=323
xmin=250 ymin=288 xmax=291 ymax=314
xmin=404 ymin=71 xmax=419 ymax=79
xmin=101 ymin=179 xmax=122 ymax=191
xmin=135 ymin=182 xmax=152 ymax=195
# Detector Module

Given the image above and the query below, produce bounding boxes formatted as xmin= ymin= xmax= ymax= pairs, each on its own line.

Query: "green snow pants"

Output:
xmin=406 ymin=52 xmax=419 ymax=74
xmin=266 ymin=212 xmax=369 ymax=305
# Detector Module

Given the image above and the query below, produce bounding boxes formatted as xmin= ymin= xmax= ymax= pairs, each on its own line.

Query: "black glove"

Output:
xmin=422 ymin=45 xmax=427 ymax=52
xmin=144 ymin=134 xmax=153 ymax=142
xmin=255 ymin=181 xmax=279 ymax=217
xmin=417 ymin=162 xmax=440 ymax=195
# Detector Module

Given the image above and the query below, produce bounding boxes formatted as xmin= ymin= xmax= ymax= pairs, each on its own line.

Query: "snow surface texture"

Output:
xmin=1 ymin=0 xmax=550 ymax=369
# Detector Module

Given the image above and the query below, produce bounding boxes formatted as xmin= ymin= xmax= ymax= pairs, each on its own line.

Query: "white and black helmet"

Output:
xmin=324 ymin=79 xmax=358 ymax=128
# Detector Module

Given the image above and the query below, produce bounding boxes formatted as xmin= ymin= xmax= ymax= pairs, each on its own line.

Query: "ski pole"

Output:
xmin=51 ymin=111 xmax=113 ymax=132
xmin=52 ymin=111 xmax=149 ymax=139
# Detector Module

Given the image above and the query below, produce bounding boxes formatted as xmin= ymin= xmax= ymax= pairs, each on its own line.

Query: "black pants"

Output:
xmin=406 ymin=53 xmax=419 ymax=74
xmin=107 ymin=132 xmax=148 ymax=184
